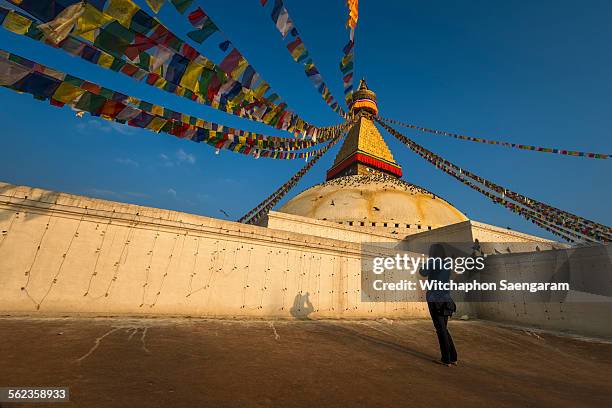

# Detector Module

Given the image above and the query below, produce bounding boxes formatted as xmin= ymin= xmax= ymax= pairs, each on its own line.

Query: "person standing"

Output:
xmin=420 ymin=243 xmax=458 ymax=366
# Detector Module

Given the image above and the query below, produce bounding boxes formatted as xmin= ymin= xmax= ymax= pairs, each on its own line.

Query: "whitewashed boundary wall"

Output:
xmin=474 ymin=244 xmax=612 ymax=338
xmin=0 ymin=182 xmax=430 ymax=319
xmin=2 ymin=182 xmax=609 ymax=339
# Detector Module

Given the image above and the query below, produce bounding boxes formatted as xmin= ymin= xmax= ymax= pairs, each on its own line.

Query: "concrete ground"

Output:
xmin=0 ymin=317 xmax=611 ymax=408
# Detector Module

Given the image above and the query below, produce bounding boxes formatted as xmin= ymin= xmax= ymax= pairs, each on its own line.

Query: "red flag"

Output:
xmin=219 ymin=48 xmax=243 ymax=74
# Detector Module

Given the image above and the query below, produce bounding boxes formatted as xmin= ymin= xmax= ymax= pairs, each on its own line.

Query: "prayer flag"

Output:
xmin=179 ymin=60 xmax=204 ymax=92
xmin=73 ymin=4 xmax=114 ymax=42
xmin=3 ymin=11 xmax=32 ymax=35
xmin=343 ymin=40 xmax=354 ymax=55
xmin=186 ymin=7 xmax=218 ymax=43
xmin=287 ymin=37 xmax=305 ymax=61
xmin=0 ymin=57 xmax=30 ymax=85
xmin=147 ymin=117 xmax=167 ymax=132
xmin=150 ymin=47 xmax=173 ymax=72
xmin=275 ymin=7 xmax=293 ymax=38
xmin=219 ymin=48 xmax=242 ymax=74
xmin=99 ymin=99 xmax=126 ymax=118
xmin=165 ymin=53 xmax=189 ymax=84
xmin=187 ymin=22 xmax=217 ymax=44
xmin=219 ymin=39 xmax=231 ymax=51
xmin=187 ymin=7 xmax=206 ymax=26
xmin=116 ymin=105 xmax=141 ymax=121
xmin=38 ymin=2 xmax=85 ymax=44
xmin=12 ymin=72 xmax=61 ymax=99
xmin=52 ymin=81 xmax=85 ymax=103
xmin=106 ymin=0 xmax=139 ymax=28
xmin=241 ymin=65 xmax=257 ymax=89
xmin=230 ymin=57 xmax=248 ymax=80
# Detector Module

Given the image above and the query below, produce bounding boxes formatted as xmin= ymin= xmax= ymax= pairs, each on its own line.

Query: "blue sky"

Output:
xmin=0 ymin=0 xmax=610 ymax=240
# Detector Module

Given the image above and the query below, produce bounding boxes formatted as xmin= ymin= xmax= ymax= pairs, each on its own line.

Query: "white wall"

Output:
xmin=474 ymin=244 xmax=612 ymax=337
xmin=0 ymin=182 xmax=430 ymax=319
xmin=2 ymin=182 xmax=609 ymax=338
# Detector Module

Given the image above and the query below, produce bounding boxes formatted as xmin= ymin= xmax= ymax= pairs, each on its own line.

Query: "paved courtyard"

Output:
xmin=1 ymin=317 xmax=611 ymax=407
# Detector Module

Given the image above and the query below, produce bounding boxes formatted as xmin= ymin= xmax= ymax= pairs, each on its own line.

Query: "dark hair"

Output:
xmin=428 ymin=243 xmax=446 ymax=258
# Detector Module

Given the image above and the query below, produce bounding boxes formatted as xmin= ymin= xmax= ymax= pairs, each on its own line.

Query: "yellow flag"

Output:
xmin=3 ymin=11 xmax=32 ymax=35
xmin=73 ymin=4 xmax=113 ymax=42
xmin=153 ymin=77 xmax=167 ymax=89
xmin=341 ymin=53 xmax=353 ymax=66
xmin=262 ymin=108 xmax=277 ymax=123
xmin=242 ymin=91 xmax=254 ymax=104
xmin=105 ymin=0 xmax=139 ymax=28
xmin=146 ymin=117 xmax=167 ymax=132
xmin=151 ymin=105 xmax=164 ymax=116
xmin=179 ymin=61 xmax=204 ymax=93
xmin=52 ymin=82 xmax=85 ymax=104
xmin=231 ymin=59 xmax=248 ymax=81
xmin=98 ymin=53 xmax=115 ymax=68
xmin=254 ymin=82 xmax=269 ymax=98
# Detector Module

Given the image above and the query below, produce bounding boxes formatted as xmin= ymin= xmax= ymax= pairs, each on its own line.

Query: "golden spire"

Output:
xmin=327 ymin=81 xmax=401 ymax=180
xmin=349 ymin=79 xmax=378 ymax=116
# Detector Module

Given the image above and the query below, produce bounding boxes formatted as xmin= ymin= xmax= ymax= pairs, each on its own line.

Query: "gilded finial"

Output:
xmin=350 ymin=78 xmax=378 ymax=116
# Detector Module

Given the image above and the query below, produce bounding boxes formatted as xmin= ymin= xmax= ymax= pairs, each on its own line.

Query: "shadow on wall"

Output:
xmin=557 ymin=244 xmax=612 ymax=301
xmin=290 ymin=292 xmax=315 ymax=320
xmin=0 ymin=184 xmax=62 ymax=223
xmin=0 ymin=184 xmax=18 ymax=223
xmin=473 ymin=243 xmax=612 ymax=337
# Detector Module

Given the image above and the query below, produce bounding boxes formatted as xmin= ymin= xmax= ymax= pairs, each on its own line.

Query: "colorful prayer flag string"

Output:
xmin=340 ymin=0 xmax=358 ymax=105
xmin=259 ymin=0 xmax=347 ymax=118
xmin=376 ymin=119 xmax=611 ymax=243
xmin=378 ymin=116 xmax=610 ymax=160
xmin=166 ymin=0 xmax=321 ymax=139
xmin=0 ymin=50 xmax=346 ymax=160
xmin=3 ymin=1 xmax=323 ymax=139
xmin=379 ymin=119 xmax=612 ymax=241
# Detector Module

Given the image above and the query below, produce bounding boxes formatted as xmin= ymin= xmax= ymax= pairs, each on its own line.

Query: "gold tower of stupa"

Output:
xmin=279 ymin=80 xmax=468 ymax=233
xmin=326 ymin=80 xmax=403 ymax=180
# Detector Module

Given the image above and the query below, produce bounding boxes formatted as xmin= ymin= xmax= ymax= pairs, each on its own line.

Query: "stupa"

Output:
xmin=279 ymin=80 xmax=468 ymax=235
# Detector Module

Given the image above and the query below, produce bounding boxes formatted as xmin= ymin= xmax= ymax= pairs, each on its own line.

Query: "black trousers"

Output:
xmin=427 ymin=302 xmax=457 ymax=363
